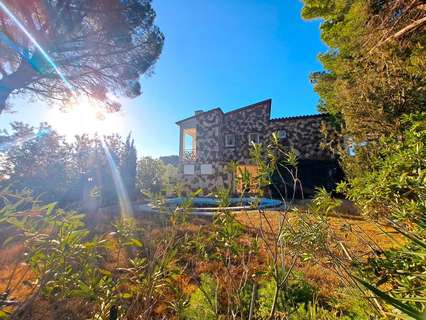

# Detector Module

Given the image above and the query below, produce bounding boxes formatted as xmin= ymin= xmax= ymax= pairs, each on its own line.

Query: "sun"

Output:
xmin=47 ymin=97 xmax=124 ymax=137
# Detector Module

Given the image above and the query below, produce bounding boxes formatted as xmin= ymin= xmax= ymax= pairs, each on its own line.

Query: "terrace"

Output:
xmin=177 ymin=112 xmax=199 ymax=163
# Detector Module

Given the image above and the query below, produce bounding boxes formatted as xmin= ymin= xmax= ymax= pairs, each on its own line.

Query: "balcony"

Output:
xmin=183 ymin=148 xmax=197 ymax=162
xmin=179 ymin=124 xmax=197 ymax=163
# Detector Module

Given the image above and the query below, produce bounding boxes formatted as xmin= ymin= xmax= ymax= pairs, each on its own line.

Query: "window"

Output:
xmin=201 ymin=164 xmax=214 ymax=175
xmin=225 ymin=134 xmax=235 ymax=147
xmin=345 ymin=138 xmax=368 ymax=157
xmin=278 ymin=130 xmax=287 ymax=139
xmin=183 ymin=164 xmax=195 ymax=175
xmin=248 ymin=133 xmax=260 ymax=144
xmin=292 ymin=148 xmax=301 ymax=157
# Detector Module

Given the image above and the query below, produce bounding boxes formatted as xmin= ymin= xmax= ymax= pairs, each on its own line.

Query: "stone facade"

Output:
xmin=269 ymin=116 xmax=334 ymax=161
xmin=176 ymin=99 xmax=335 ymax=194
xmin=222 ymin=101 xmax=271 ymax=163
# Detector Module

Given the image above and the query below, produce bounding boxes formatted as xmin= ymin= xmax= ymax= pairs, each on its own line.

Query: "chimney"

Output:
xmin=194 ymin=110 xmax=203 ymax=116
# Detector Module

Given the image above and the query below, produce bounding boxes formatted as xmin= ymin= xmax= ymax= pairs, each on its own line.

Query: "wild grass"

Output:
xmin=0 ymin=204 xmax=399 ymax=320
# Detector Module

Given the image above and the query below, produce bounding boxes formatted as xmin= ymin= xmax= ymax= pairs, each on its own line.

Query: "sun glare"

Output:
xmin=47 ymin=98 xmax=124 ymax=137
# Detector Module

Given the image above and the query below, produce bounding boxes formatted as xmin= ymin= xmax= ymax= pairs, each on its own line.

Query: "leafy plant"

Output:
xmin=184 ymin=273 xmax=218 ymax=320
xmin=310 ymin=187 xmax=342 ymax=216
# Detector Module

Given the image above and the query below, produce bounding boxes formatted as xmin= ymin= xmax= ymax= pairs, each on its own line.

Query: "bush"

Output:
xmin=184 ymin=273 xmax=218 ymax=320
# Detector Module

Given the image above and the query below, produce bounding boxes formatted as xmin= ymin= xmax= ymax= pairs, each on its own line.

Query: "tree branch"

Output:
xmin=369 ymin=16 xmax=426 ymax=53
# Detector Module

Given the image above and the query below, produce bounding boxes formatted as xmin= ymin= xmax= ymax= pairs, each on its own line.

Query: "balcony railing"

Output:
xmin=183 ymin=149 xmax=197 ymax=162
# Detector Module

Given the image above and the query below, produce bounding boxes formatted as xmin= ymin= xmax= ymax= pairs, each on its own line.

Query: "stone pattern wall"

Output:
xmin=268 ymin=116 xmax=335 ymax=160
xmin=195 ymin=108 xmax=223 ymax=162
xmin=222 ymin=101 xmax=271 ymax=163
xmin=177 ymin=100 xmax=336 ymax=193
xmin=179 ymin=108 xmax=228 ymax=193
xmin=178 ymin=162 xmax=231 ymax=195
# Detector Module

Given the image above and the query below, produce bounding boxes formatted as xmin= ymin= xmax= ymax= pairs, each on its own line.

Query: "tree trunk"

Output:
xmin=0 ymin=86 xmax=13 ymax=114
xmin=0 ymin=61 xmax=37 ymax=114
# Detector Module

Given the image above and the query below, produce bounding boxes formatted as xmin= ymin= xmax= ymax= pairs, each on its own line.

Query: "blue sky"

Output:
xmin=0 ymin=0 xmax=326 ymax=157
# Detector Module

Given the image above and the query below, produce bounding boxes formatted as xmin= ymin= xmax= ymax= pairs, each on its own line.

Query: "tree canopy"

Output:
xmin=0 ymin=123 xmax=138 ymax=207
xmin=136 ymin=157 xmax=177 ymax=193
xmin=302 ymin=1 xmax=426 ymax=316
xmin=303 ymin=0 xmax=425 ymax=143
xmin=0 ymin=0 xmax=164 ymax=113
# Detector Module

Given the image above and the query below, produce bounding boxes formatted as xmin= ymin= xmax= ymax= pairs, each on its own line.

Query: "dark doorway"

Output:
xmin=269 ymin=159 xmax=344 ymax=199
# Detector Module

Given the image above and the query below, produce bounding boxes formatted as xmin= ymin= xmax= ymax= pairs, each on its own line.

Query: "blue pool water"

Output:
xmin=164 ymin=197 xmax=282 ymax=209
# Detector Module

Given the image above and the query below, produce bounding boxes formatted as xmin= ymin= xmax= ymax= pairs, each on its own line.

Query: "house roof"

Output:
xmin=175 ymin=108 xmax=222 ymax=125
xmin=270 ymin=114 xmax=328 ymax=122
xmin=223 ymin=98 xmax=271 ymax=116
xmin=175 ymin=99 xmax=327 ymax=125
xmin=175 ymin=99 xmax=271 ymax=125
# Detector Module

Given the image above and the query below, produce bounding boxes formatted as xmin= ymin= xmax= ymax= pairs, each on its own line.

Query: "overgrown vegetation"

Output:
xmin=302 ymin=0 xmax=426 ymax=318
xmin=0 ymin=139 xmax=386 ymax=319
xmin=137 ymin=156 xmax=178 ymax=195
xmin=0 ymin=123 xmax=178 ymax=206
xmin=0 ymin=123 xmax=138 ymax=206
xmin=0 ymin=0 xmax=424 ymax=319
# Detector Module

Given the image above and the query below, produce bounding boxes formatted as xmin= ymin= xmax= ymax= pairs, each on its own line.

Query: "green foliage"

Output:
xmin=136 ymin=156 xmax=178 ymax=195
xmin=216 ymin=187 xmax=231 ymax=208
xmin=302 ymin=0 xmax=426 ymax=316
xmin=285 ymin=273 xmax=318 ymax=311
xmin=184 ymin=273 xmax=218 ymax=320
xmin=361 ymin=243 xmax=426 ymax=317
xmin=256 ymin=277 xmax=277 ymax=319
xmin=330 ymin=288 xmax=373 ymax=320
xmin=11 ymin=206 xmax=107 ymax=300
xmin=161 ymin=162 xmax=179 ymax=195
xmin=0 ymin=123 xmax=70 ymax=202
xmin=256 ymin=275 xmax=373 ymax=320
xmin=0 ymin=194 xmax=123 ymax=319
xmin=288 ymin=297 xmax=372 ymax=320
xmin=136 ymin=156 xmax=164 ymax=194
xmin=289 ymin=303 xmax=342 ymax=320
xmin=336 ymin=114 xmax=426 ymax=316
xmin=339 ymin=113 xmax=426 ymax=222
xmin=302 ymin=0 xmax=425 ymax=143
xmin=249 ymin=135 xmax=303 ymax=201
xmin=0 ymin=124 xmax=138 ymax=206
xmin=0 ymin=0 xmax=164 ymax=113
xmin=256 ymin=274 xmax=319 ymax=319
xmin=281 ymin=208 xmax=329 ymax=261
xmin=212 ymin=211 xmax=245 ymax=256
xmin=353 ymin=275 xmax=426 ymax=320
xmin=225 ymin=160 xmax=239 ymax=195
xmin=310 ymin=187 xmax=342 ymax=216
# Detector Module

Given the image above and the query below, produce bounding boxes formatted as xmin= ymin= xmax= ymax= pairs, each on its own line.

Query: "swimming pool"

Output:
xmin=161 ymin=197 xmax=282 ymax=211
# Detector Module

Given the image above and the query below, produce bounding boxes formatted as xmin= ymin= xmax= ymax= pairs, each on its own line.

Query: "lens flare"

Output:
xmin=0 ymin=127 xmax=52 ymax=152
xmin=47 ymin=97 xmax=124 ymax=137
xmin=0 ymin=1 xmax=74 ymax=92
xmin=101 ymin=140 xmax=134 ymax=219
xmin=0 ymin=1 xmax=134 ymax=218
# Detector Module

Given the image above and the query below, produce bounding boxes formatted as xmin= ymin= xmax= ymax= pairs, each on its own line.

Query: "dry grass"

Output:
xmin=0 ymin=244 xmax=34 ymax=303
xmin=235 ymin=210 xmax=401 ymax=253
xmin=0 ymin=208 xmax=403 ymax=318
xmin=234 ymin=209 xmax=403 ymax=295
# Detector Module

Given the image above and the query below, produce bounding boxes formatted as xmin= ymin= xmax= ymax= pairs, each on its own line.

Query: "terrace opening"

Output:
xmin=179 ymin=126 xmax=197 ymax=162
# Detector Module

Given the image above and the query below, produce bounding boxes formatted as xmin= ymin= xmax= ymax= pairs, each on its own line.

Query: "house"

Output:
xmin=176 ymin=99 xmax=341 ymax=196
